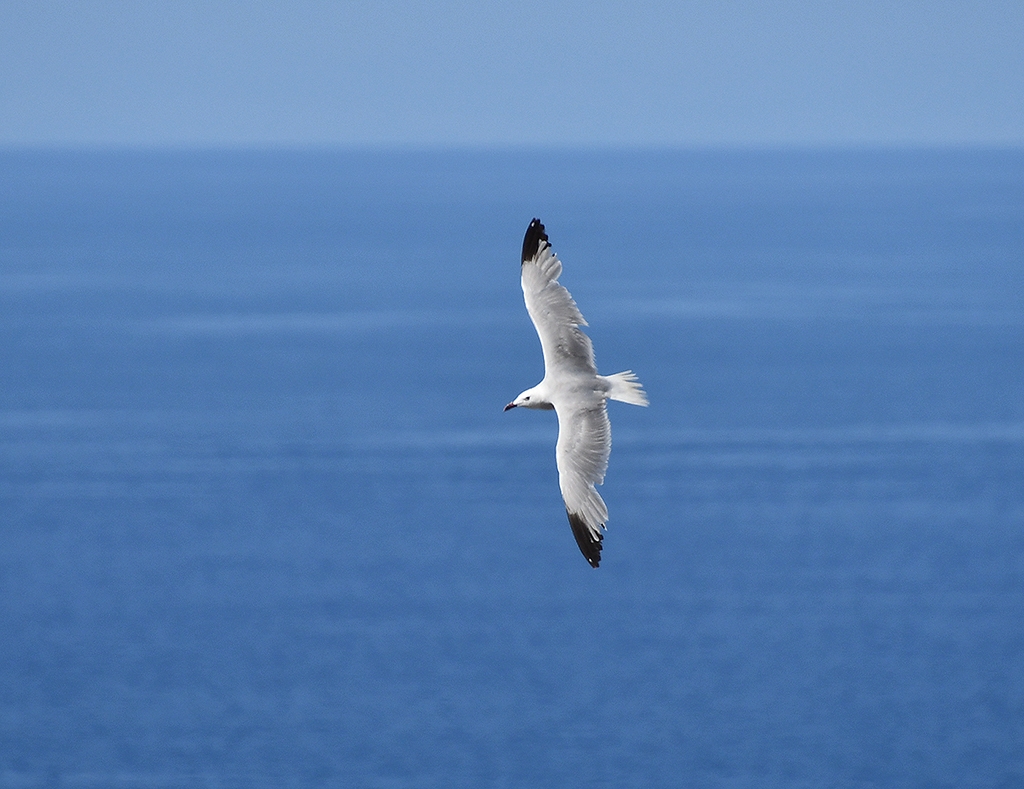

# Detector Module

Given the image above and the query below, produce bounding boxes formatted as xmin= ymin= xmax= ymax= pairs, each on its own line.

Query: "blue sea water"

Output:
xmin=1 ymin=148 xmax=1023 ymax=787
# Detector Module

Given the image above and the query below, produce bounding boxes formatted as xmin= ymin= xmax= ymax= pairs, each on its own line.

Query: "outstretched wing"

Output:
xmin=520 ymin=219 xmax=597 ymax=378
xmin=555 ymin=401 xmax=612 ymax=568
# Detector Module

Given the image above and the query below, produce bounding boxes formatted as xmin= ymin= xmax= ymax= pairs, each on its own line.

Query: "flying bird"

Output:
xmin=504 ymin=219 xmax=648 ymax=567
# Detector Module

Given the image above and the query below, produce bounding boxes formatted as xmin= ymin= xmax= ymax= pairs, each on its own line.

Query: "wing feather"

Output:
xmin=520 ymin=219 xmax=597 ymax=378
xmin=555 ymin=402 xmax=611 ymax=567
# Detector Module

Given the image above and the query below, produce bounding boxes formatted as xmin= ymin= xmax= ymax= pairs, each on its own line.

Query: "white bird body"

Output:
xmin=505 ymin=219 xmax=647 ymax=567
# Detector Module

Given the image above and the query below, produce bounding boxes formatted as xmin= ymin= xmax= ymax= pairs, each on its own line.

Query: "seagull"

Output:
xmin=504 ymin=219 xmax=648 ymax=567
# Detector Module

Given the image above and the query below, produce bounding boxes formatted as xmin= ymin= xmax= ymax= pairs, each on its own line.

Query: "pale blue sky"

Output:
xmin=2 ymin=0 xmax=1022 ymax=147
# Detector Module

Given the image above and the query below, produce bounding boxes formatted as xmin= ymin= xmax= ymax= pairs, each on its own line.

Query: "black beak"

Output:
xmin=503 ymin=402 xmax=517 ymax=411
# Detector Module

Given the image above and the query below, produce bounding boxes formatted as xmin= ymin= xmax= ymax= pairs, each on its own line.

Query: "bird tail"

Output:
xmin=604 ymin=371 xmax=648 ymax=406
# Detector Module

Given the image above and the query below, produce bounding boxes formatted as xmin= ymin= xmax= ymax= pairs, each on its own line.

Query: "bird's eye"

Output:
xmin=524 ymin=396 xmax=530 ymax=401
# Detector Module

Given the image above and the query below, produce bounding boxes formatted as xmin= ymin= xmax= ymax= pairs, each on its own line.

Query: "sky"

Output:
xmin=1 ymin=0 xmax=1022 ymax=148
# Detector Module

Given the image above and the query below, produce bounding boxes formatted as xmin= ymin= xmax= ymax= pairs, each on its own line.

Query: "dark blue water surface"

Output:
xmin=1 ymin=149 xmax=1023 ymax=787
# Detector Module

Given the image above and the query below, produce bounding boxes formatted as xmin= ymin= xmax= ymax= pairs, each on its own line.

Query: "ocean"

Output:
xmin=1 ymin=148 xmax=1023 ymax=787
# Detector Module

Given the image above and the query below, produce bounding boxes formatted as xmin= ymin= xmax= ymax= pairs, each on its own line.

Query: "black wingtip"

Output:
xmin=567 ymin=510 xmax=603 ymax=568
xmin=521 ymin=218 xmax=548 ymax=264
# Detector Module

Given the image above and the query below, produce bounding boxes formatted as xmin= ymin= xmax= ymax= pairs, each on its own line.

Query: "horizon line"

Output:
xmin=2 ymin=141 xmax=1023 ymax=155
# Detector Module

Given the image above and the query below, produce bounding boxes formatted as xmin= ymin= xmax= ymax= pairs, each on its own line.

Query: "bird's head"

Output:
xmin=504 ymin=385 xmax=552 ymax=411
